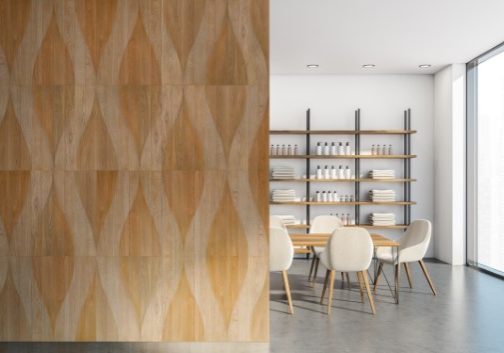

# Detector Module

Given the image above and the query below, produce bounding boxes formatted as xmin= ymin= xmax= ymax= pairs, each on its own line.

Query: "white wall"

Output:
xmin=433 ymin=65 xmax=466 ymax=265
xmin=271 ymin=75 xmax=435 ymax=256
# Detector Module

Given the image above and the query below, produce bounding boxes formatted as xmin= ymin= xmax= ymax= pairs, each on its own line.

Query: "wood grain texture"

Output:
xmin=0 ymin=99 xmax=31 ymax=170
xmin=0 ymin=0 xmax=268 ymax=343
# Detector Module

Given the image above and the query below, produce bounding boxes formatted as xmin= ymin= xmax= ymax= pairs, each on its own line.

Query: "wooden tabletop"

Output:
xmin=289 ymin=233 xmax=399 ymax=248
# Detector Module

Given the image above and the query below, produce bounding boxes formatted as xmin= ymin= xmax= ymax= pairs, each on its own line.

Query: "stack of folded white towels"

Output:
xmin=272 ymin=215 xmax=299 ymax=225
xmin=369 ymin=213 xmax=396 ymax=226
xmin=271 ymin=166 xmax=296 ymax=179
xmin=369 ymin=189 xmax=396 ymax=202
xmin=369 ymin=169 xmax=395 ymax=179
xmin=272 ymin=189 xmax=299 ymax=202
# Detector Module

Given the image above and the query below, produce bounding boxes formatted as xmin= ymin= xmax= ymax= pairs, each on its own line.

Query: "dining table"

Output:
xmin=289 ymin=232 xmax=401 ymax=304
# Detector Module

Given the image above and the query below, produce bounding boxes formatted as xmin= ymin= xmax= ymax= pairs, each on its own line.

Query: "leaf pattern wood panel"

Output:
xmin=0 ymin=0 xmax=268 ymax=343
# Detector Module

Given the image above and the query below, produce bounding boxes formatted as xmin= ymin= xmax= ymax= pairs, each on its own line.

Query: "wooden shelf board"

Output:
xmin=294 ymin=248 xmax=311 ymax=254
xmin=271 ymin=201 xmax=416 ymax=206
xmin=347 ymin=224 xmax=409 ymax=229
xmin=269 ymin=130 xmax=417 ymax=135
xmin=269 ymin=155 xmax=416 ymax=159
xmin=358 ymin=130 xmax=417 ymax=135
xmin=270 ymin=178 xmax=417 ymax=183
xmin=285 ymin=224 xmax=310 ymax=229
xmin=286 ymin=224 xmax=408 ymax=230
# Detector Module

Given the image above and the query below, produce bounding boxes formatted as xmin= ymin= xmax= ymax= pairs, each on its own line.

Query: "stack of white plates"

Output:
xmin=271 ymin=166 xmax=296 ymax=179
xmin=369 ymin=213 xmax=396 ymax=226
xmin=369 ymin=170 xmax=395 ymax=179
xmin=272 ymin=189 xmax=298 ymax=202
xmin=369 ymin=189 xmax=396 ymax=202
xmin=272 ymin=215 xmax=299 ymax=225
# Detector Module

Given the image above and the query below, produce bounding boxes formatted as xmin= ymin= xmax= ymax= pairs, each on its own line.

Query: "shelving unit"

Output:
xmin=269 ymin=108 xmax=415 ymax=249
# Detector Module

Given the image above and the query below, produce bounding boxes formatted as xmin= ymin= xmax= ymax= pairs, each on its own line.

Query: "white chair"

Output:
xmin=270 ymin=226 xmax=295 ymax=314
xmin=270 ymin=215 xmax=287 ymax=230
xmin=373 ymin=219 xmax=436 ymax=296
xmin=307 ymin=215 xmax=343 ymax=284
xmin=319 ymin=227 xmax=375 ymax=314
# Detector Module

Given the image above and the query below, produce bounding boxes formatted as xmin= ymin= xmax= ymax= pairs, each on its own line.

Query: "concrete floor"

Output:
xmin=2 ymin=260 xmax=503 ymax=353
xmin=270 ymin=259 xmax=504 ymax=353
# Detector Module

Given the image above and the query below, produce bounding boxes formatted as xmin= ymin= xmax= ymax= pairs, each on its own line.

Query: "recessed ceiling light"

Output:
xmin=362 ymin=64 xmax=375 ymax=68
xmin=307 ymin=64 xmax=319 ymax=68
xmin=419 ymin=64 xmax=431 ymax=68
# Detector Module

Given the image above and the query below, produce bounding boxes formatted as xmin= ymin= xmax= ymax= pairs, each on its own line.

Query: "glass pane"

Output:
xmin=477 ymin=50 xmax=504 ymax=273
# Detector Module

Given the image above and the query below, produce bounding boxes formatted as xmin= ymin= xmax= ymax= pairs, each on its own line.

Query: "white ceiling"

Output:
xmin=271 ymin=0 xmax=504 ymax=74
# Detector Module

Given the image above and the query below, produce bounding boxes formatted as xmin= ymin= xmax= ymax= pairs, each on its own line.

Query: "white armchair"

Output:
xmin=307 ymin=215 xmax=343 ymax=284
xmin=374 ymin=219 xmax=436 ymax=296
xmin=270 ymin=226 xmax=295 ymax=314
xmin=319 ymin=227 xmax=375 ymax=314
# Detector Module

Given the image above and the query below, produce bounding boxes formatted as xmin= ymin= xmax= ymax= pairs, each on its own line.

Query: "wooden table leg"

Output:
xmin=394 ymin=262 xmax=400 ymax=304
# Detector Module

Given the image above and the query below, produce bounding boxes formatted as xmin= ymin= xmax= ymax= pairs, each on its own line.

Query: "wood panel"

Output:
xmin=0 ymin=0 xmax=268 ymax=343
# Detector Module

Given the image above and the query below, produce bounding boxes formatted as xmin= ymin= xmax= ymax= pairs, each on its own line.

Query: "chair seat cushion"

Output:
xmin=376 ymin=247 xmax=398 ymax=264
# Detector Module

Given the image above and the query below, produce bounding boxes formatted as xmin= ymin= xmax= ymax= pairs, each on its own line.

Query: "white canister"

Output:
xmin=345 ymin=142 xmax=351 ymax=155
xmin=323 ymin=142 xmax=330 ymax=156
xmin=316 ymin=166 xmax=323 ymax=179
xmin=331 ymin=142 xmax=337 ymax=155
xmin=345 ymin=166 xmax=351 ymax=179
xmin=322 ymin=191 xmax=327 ymax=202
xmin=324 ymin=166 xmax=330 ymax=179
xmin=331 ymin=166 xmax=337 ymax=179
xmin=316 ymin=142 xmax=322 ymax=155
xmin=338 ymin=142 xmax=344 ymax=155
xmin=338 ymin=165 xmax=344 ymax=179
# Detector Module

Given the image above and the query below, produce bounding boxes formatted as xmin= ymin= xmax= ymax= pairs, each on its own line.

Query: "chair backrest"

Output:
xmin=324 ymin=227 xmax=373 ymax=272
xmin=269 ymin=226 xmax=294 ymax=272
xmin=310 ymin=215 xmax=343 ymax=234
xmin=270 ymin=216 xmax=287 ymax=230
xmin=399 ymin=219 xmax=432 ymax=262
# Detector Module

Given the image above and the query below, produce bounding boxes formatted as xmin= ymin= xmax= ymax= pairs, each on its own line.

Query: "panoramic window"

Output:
xmin=468 ymin=44 xmax=504 ymax=275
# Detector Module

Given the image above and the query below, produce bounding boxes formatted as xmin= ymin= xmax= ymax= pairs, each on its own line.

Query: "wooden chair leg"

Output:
xmin=320 ymin=270 xmax=330 ymax=304
xmin=312 ymin=257 xmax=320 ymax=283
xmin=373 ymin=262 xmax=383 ymax=292
xmin=327 ymin=270 xmax=336 ymax=314
xmin=345 ymin=273 xmax=351 ymax=289
xmin=404 ymin=262 xmax=413 ymax=288
xmin=281 ymin=270 xmax=294 ymax=314
xmin=361 ymin=271 xmax=376 ymax=315
xmin=357 ymin=271 xmax=365 ymax=302
xmin=308 ymin=253 xmax=316 ymax=281
xmin=341 ymin=272 xmax=345 ymax=288
xmin=418 ymin=260 xmax=437 ymax=295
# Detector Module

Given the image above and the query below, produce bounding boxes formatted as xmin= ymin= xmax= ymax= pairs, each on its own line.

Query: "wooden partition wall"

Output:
xmin=0 ymin=0 xmax=269 ymax=345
